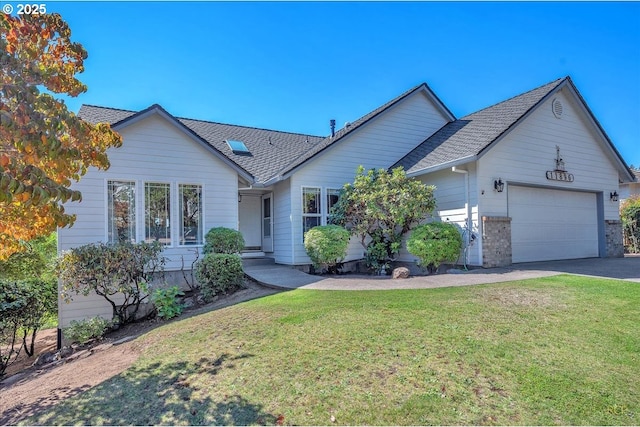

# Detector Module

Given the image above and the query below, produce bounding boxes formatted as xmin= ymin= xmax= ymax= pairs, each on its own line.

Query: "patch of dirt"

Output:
xmin=476 ymin=287 xmax=567 ymax=308
xmin=0 ymin=279 xmax=279 ymax=425
xmin=2 ymin=328 xmax=58 ymax=379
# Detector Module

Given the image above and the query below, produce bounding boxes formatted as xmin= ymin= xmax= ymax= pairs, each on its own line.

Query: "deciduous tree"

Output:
xmin=0 ymin=13 xmax=122 ymax=259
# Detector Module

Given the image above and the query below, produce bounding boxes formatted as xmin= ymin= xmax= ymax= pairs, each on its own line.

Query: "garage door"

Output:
xmin=509 ymin=186 xmax=599 ymax=263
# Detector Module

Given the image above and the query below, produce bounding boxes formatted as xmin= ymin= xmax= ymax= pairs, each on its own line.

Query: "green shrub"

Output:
xmin=331 ymin=166 xmax=436 ymax=272
xmin=194 ymin=253 xmax=244 ymax=302
xmin=57 ymin=241 xmax=164 ymax=326
xmin=151 ymin=286 xmax=184 ymax=320
xmin=304 ymin=225 xmax=350 ymax=273
xmin=203 ymin=227 xmax=245 ymax=254
xmin=0 ymin=232 xmax=57 ymax=282
xmin=621 ymin=195 xmax=640 ymax=253
xmin=407 ymin=222 xmax=462 ymax=272
xmin=0 ymin=233 xmax=58 ymax=333
xmin=1 ymin=279 xmax=59 ymax=376
xmin=365 ymin=240 xmax=394 ymax=274
xmin=63 ymin=317 xmax=112 ymax=345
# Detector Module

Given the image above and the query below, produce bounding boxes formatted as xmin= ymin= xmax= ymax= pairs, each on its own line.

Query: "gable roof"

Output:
xmin=79 ymin=104 xmax=324 ymax=184
xmin=79 ymin=77 xmax=634 ymax=186
xmin=394 ymin=77 xmax=635 ymax=183
xmin=268 ymin=83 xmax=456 ymax=182
xmin=393 ymin=78 xmax=565 ymax=174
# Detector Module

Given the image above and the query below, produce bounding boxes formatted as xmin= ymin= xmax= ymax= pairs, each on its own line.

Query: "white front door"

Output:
xmin=262 ymin=193 xmax=273 ymax=252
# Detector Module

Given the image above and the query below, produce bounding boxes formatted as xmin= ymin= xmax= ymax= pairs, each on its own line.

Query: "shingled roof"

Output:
xmin=79 ymin=81 xmax=454 ymax=185
xmin=393 ymin=77 xmax=566 ymax=174
xmin=78 ymin=105 xmax=324 ymax=184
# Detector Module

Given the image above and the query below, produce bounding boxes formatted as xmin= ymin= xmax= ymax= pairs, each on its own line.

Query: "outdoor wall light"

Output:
xmin=610 ymin=191 xmax=619 ymax=202
xmin=238 ymin=194 xmax=242 ymax=203
xmin=494 ymin=178 xmax=505 ymax=193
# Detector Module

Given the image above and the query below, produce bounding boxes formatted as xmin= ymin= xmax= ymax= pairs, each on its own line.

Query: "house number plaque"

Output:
xmin=546 ymin=145 xmax=574 ymax=182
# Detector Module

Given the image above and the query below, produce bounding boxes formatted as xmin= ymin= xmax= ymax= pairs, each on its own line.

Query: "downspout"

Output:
xmin=451 ymin=166 xmax=472 ymax=248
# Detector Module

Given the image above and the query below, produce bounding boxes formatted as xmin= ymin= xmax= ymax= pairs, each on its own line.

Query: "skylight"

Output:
xmin=226 ymin=139 xmax=250 ymax=154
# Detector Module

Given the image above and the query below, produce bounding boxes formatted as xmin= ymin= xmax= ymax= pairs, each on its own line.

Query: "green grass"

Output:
xmin=24 ymin=275 xmax=639 ymax=425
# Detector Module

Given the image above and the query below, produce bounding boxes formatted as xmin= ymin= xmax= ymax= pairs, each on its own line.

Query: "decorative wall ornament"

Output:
xmin=546 ymin=145 xmax=574 ymax=182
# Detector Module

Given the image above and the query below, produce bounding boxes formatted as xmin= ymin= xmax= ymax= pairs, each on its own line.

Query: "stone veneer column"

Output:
xmin=482 ymin=216 xmax=512 ymax=268
xmin=605 ymin=220 xmax=624 ymax=258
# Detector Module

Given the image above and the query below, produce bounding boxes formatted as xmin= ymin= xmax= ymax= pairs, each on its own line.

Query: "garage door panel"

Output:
xmin=509 ymin=186 xmax=598 ymax=263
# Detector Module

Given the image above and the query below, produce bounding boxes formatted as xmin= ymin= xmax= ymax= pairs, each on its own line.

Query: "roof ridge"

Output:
xmin=81 ymin=104 xmax=323 ymax=139
xmin=80 ymin=104 xmax=138 ymax=114
xmin=269 ymin=82 xmax=431 ymax=181
xmin=178 ymin=116 xmax=324 ymax=139
xmin=462 ymin=77 xmax=565 ymax=118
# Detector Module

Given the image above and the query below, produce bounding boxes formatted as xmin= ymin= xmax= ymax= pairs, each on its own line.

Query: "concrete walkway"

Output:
xmin=243 ymin=255 xmax=640 ymax=291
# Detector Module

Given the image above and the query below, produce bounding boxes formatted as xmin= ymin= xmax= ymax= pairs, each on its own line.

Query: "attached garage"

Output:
xmin=509 ymin=186 xmax=600 ymax=263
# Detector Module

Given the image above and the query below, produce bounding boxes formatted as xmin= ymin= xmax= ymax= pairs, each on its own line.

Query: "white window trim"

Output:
xmin=177 ymin=182 xmax=205 ymax=247
xmin=325 ymin=187 xmax=341 ymax=225
xmin=144 ymin=181 xmax=173 ymax=248
xmin=301 ymin=186 xmax=322 ymax=242
xmin=105 ymin=178 xmax=138 ymax=244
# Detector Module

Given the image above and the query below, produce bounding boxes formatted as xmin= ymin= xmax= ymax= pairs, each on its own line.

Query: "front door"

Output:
xmin=262 ymin=193 xmax=273 ymax=252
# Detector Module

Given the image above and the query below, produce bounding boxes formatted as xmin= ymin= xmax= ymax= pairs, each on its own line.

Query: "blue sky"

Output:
xmin=12 ymin=1 xmax=640 ymax=167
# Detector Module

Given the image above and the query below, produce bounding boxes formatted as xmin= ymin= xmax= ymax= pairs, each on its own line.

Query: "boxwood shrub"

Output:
xmin=203 ymin=227 xmax=245 ymax=254
xmin=407 ymin=222 xmax=462 ymax=272
xmin=304 ymin=225 xmax=350 ymax=274
xmin=194 ymin=253 xmax=244 ymax=302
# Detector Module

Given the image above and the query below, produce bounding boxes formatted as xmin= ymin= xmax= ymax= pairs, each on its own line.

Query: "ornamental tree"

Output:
xmin=0 ymin=13 xmax=122 ymax=260
xmin=621 ymin=195 xmax=640 ymax=253
xmin=330 ymin=166 xmax=436 ymax=272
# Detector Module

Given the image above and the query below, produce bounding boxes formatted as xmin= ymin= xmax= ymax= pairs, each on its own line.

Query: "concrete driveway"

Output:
xmin=244 ymin=255 xmax=640 ymax=291
xmin=512 ymin=255 xmax=640 ymax=283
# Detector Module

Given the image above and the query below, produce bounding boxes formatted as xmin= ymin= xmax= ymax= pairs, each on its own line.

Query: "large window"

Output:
xmin=145 ymin=182 xmax=171 ymax=245
xmin=326 ymin=188 xmax=341 ymax=224
xmin=108 ymin=180 xmax=136 ymax=243
xmin=302 ymin=187 xmax=321 ymax=237
xmin=179 ymin=184 xmax=203 ymax=245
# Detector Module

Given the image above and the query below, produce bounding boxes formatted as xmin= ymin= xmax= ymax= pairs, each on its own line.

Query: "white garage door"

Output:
xmin=509 ymin=186 xmax=599 ymax=263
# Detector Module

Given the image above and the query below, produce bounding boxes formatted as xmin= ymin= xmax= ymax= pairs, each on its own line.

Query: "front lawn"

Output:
xmin=24 ymin=275 xmax=639 ymax=425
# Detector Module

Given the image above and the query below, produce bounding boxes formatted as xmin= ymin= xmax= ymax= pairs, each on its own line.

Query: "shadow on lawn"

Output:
xmin=25 ymin=353 xmax=278 ymax=426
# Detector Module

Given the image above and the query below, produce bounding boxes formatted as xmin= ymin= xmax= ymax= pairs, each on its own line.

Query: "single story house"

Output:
xmin=57 ymin=76 xmax=635 ymax=328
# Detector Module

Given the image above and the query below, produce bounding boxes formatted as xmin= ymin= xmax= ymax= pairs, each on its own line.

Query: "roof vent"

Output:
xmin=552 ymin=98 xmax=563 ymax=119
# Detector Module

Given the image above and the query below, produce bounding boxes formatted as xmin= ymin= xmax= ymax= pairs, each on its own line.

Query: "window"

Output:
xmin=108 ymin=180 xmax=136 ymax=243
xmin=145 ymin=182 xmax=171 ymax=245
xmin=326 ymin=188 xmax=341 ymax=224
xmin=263 ymin=197 xmax=271 ymax=238
xmin=302 ymin=187 xmax=321 ymax=238
xmin=179 ymin=184 xmax=203 ymax=245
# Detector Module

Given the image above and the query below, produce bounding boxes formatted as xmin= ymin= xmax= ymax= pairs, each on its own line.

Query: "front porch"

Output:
xmin=238 ymin=188 xmax=274 ymax=256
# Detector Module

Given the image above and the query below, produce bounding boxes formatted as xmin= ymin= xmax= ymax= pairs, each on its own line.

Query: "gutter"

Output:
xmin=405 ymin=156 xmax=478 ymax=178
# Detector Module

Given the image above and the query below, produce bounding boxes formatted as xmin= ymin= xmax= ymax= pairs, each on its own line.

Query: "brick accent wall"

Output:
xmin=482 ymin=216 xmax=512 ymax=268
xmin=605 ymin=219 xmax=624 ymax=258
